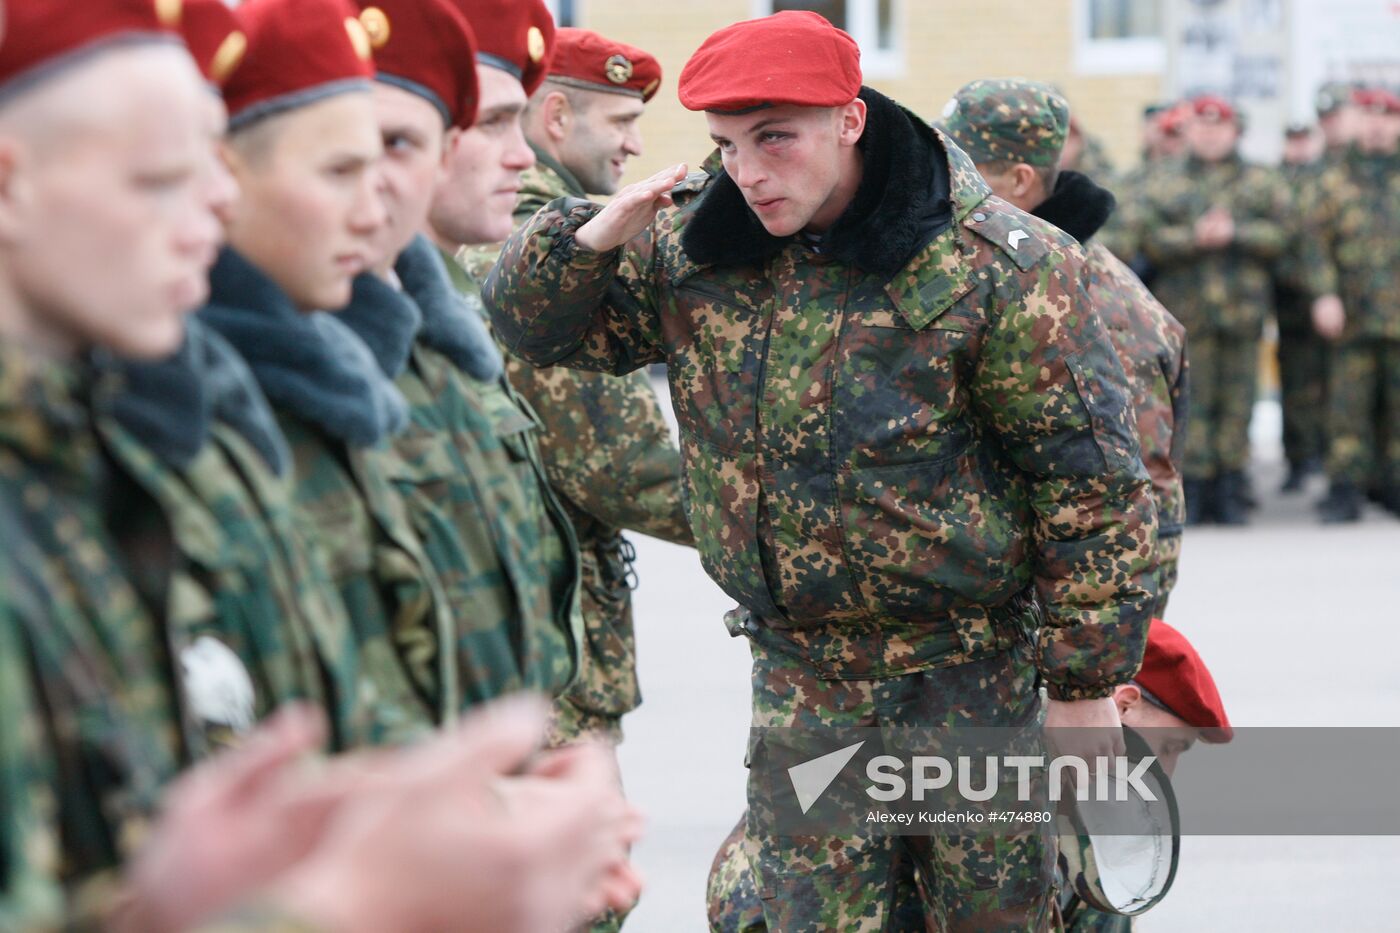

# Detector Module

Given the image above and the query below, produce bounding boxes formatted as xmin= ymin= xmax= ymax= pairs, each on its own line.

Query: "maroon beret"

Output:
xmin=222 ymin=0 xmax=374 ymax=131
xmin=678 ymin=11 xmax=860 ymax=114
xmin=178 ymin=0 xmax=246 ymax=88
xmin=1357 ymin=87 xmax=1400 ymax=116
xmin=1135 ymin=619 xmax=1232 ymax=744
xmin=451 ymin=0 xmax=555 ymax=97
xmin=0 ymin=0 xmax=180 ymax=100
xmin=547 ymin=27 xmax=661 ymax=103
xmin=354 ymin=0 xmax=479 ymax=129
xmin=1192 ymin=94 xmax=1238 ymax=124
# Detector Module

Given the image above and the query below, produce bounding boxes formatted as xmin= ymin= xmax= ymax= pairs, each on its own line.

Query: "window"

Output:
xmin=543 ymin=0 xmax=579 ymax=28
xmin=1074 ymin=0 xmax=1165 ymax=75
xmin=756 ymin=0 xmax=903 ymax=78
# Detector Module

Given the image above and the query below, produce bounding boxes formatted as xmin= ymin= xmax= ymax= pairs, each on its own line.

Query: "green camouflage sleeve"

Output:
xmin=505 ymin=358 xmax=693 ymax=546
xmin=1299 ymin=168 xmax=1349 ymax=299
xmin=0 ymin=578 xmax=64 ymax=931
xmin=1229 ymin=171 xmax=1288 ymax=262
xmin=970 ymin=249 xmax=1158 ymax=700
xmin=1138 ymin=189 xmax=1201 ymax=267
xmin=483 ymin=197 xmax=666 ymax=377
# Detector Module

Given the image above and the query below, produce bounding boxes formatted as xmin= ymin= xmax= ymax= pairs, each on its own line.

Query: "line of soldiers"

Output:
xmin=2 ymin=2 xmax=1248 ymax=931
xmin=1100 ymin=83 xmax=1400 ymax=525
xmin=0 ymin=0 xmax=690 ymax=928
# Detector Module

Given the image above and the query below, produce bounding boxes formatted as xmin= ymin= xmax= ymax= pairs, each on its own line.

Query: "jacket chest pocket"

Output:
xmin=833 ymin=310 xmax=979 ymax=469
xmin=665 ymin=280 xmax=768 ymax=454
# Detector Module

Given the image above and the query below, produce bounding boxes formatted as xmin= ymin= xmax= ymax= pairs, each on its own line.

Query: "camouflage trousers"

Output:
xmin=714 ymin=639 xmax=1056 ymax=932
xmin=1153 ymin=532 xmax=1180 ymax=620
xmin=1277 ymin=327 xmax=1330 ymax=466
xmin=1326 ymin=338 xmax=1400 ymax=488
xmin=1183 ymin=331 xmax=1259 ymax=479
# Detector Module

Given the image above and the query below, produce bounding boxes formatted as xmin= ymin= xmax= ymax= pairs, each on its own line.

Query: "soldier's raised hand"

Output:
xmin=1312 ymin=294 xmax=1346 ymax=340
xmin=575 ymin=163 xmax=689 ymax=253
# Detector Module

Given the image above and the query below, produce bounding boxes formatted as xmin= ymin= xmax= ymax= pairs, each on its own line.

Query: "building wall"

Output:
xmin=577 ymin=0 xmax=1165 ymax=187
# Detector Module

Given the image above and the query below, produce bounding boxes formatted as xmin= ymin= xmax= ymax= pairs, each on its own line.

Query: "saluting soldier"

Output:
xmin=457 ymin=26 xmax=695 ymax=752
xmin=487 ymin=12 xmax=1157 ymax=929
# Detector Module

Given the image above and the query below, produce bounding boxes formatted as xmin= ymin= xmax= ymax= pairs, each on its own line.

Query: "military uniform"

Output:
xmin=461 ymin=147 xmax=693 ymax=742
xmin=1303 ymin=146 xmax=1400 ymax=509
xmin=93 ymin=321 xmax=376 ymax=753
xmin=1138 ymin=150 xmax=1288 ymax=513
xmin=198 ymin=250 xmax=445 ymax=741
xmin=1274 ymin=156 xmax=1331 ymax=484
xmin=336 ymin=239 xmax=583 ymax=711
xmin=486 ymin=75 xmax=1157 ymax=927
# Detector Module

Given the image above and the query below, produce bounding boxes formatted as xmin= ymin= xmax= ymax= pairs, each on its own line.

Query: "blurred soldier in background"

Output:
xmin=1099 ymin=101 xmax=1188 ymax=287
xmin=1305 ymin=87 xmax=1400 ymax=522
xmin=1061 ymin=113 xmax=1116 ymax=180
xmin=1138 ymin=95 xmax=1288 ymax=526
xmin=459 ymin=26 xmax=695 ymax=763
xmin=1274 ymin=122 xmax=1329 ymax=492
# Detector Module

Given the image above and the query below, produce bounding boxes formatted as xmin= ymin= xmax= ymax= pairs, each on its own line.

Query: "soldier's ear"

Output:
xmin=542 ymin=90 xmax=572 ymax=143
xmin=838 ymin=97 xmax=866 ymax=147
xmin=0 ymin=138 xmax=32 ymax=245
xmin=1114 ymin=684 xmax=1142 ymax=718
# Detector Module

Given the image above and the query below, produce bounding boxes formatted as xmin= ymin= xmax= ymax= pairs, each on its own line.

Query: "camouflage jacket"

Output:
xmin=1301 ymin=149 xmax=1400 ymax=340
xmin=337 ymin=238 xmax=581 ymax=707
xmin=1271 ymin=159 xmax=1322 ymax=318
xmin=485 ymin=89 xmax=1157 ymax=698
xmin=197 ymin=249 xmax=441 ymax=741
xmin=461 ymin=149 xmax=693 ymax=721
xmin=92 ymin=320 xmax=374 ymax=754
xmin=0 ymin=346 xmax=185 ymax=928
xmin=1139 ymin=153 xmax=1289 ymax=336
xmin=1032 ymin=172 xmax=1189 ymax=543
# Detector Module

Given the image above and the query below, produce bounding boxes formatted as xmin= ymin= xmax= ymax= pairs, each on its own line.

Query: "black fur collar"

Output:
xmin=680 ymin=86 xmax=952 ymax=278
xmin=1030 ymin=170 xmax=1116 ymax=245
xmin=105 ymin=319 xmax=291 ymax=474
xmin=197 ymin=248 xmax=408 ymax=448
xmin=395 ymin=235 xmax=503 ymax=382
xmin=339 ymin=270 xmax=422 ymax=379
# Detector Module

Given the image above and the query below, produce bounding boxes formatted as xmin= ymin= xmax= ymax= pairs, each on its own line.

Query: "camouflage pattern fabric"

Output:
xmin=1072 ymin=133 xmax=1117 ymax=182
xmin=0 ymin=347 xmax=184 ymax=927
xmin=1138 ymin=154 xmax=1289 ymax=479
xmin=484 ymin=102 xmax=1157 ymax=699
xmin=940 ymin=79 xmax=1069 ymax=168
xmin=1274 ymin=159 xmax=1330 ymax=467
xmin=95 ymin=408 xmax=374 ymax=755
xmin=462 ymin=147 xmax=694 ymax=744
xmin=1302 ymin=149 xmax=1400 ymax=489
xmin=339 ymin=251 xmax=582 ymax=714
xmin=738 ymin=640 xmax=1056 ymax=931
xmin=1083 ymin=242 xmax=1188 ymax=616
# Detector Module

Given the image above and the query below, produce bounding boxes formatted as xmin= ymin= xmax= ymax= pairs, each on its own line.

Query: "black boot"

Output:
xmin=1281 ymin=457 xmax=1321 ymax=493
xmin=1215 ymin=471 xmax=1250 ymax=526
xmin=1184 ymin=478 xmax=1213 ymax=526
xmin=1318 ymin=482 xmax=1363 ymax=524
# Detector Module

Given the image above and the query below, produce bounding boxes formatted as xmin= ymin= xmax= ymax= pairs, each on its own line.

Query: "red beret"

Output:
xmin=1156 ymin=102 xmax=1191 ymax=135
xmin=451 ymin=0 xmax=555 ymax=98
xmin=354 ymin=0 xmax=479 ymax=129
xmin=547 ymin=28 xmax=661 ymax=104
xmin=0 ymin=0 xmax=180 ymax=99
xmin=678 ymin=11 xmax=861 ymax=114
xmin=178 ymin=0 xmax=247 ymax=88
xmin=1192 ymin=94 xmax=1238 ymax=124
xmin=1357 ymin=87 xmax=1400 ymax=115
xmin=222 ymin=0 xmax=374 ymax=131
xmin=1134 ymin=619 xmax=1232 ymax=743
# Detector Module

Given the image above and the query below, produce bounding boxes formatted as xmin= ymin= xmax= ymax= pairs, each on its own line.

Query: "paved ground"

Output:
xmin=615 ymin=396 xmax=1400 ymax=931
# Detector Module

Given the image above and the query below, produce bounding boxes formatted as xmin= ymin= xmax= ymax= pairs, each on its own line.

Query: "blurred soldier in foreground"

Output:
xmin=459 ymin=26 xmax=695 ymax=753
xmin=1305 ymin=88 xmax=1400 ymax=522
xmin=487 ymin=11 xmax=1157 ymax=928
xmin=1274 ymin=123 xmax=1329 ymax=492
xmin=1138 ymin=95 xmax=1288 ymax=525
xmin=0 ymin=1 xmax=639 ymax=927
xmin=336 ymin=0 xmax=584 ymax=713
